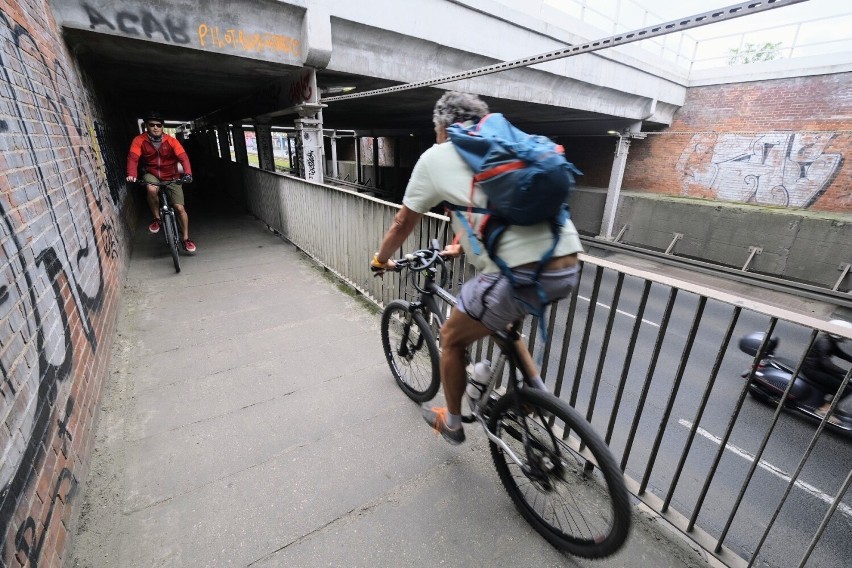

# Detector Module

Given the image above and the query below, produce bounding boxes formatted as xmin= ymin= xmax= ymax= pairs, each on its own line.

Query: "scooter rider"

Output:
xmin=803 ymin=319 xmax=852 ymax=422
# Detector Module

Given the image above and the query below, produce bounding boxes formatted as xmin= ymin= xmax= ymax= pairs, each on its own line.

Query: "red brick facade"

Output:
xmin=624 ymin=73 xmax=852 ymax=213
xmin=0 ymin=1 xmax=130 ymax=566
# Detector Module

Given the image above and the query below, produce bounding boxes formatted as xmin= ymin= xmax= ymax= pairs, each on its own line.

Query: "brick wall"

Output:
xmin=0 ymin=1 xmax=131 ymax=566
xmin=623 ymin=73 xmax=852 ymax=214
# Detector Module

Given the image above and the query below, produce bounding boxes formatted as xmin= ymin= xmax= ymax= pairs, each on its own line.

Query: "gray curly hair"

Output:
xmin=432 ymin=91 xmax=489 ymax=129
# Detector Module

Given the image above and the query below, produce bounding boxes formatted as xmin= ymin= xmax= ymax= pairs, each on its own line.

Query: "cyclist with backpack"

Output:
xmin=371 ymin=91 xmax=583 ymax=444
xmin=126 ymin=111 xmax=197 ymax=253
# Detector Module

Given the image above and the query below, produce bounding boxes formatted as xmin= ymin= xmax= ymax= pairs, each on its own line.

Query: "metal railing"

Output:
xmin=228 ymin=162 xmax=852 ymax=568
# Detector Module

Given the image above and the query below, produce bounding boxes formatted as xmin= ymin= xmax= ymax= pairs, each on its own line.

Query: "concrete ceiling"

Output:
xmin=67 ymin=28 xmax=644 ymax=137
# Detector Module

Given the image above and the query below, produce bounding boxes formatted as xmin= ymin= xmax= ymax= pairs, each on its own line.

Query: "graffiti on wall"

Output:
xmin=197 ymin=24 xmax=300 ymax=56
xmin=676 ymin=131 xmax=843 ymax=208
xmin=1 ymin=8 xmax=118 ymax=565
xmin=78 ymin=3 xmax=300 ymax=60
xmin=82 ymin=3 xmax=190 ymax=43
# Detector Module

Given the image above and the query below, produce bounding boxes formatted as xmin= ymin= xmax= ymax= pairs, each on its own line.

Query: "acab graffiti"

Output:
xmin=1 ymin=7 xmax=119 ymax=565
xmin=676 ymin=131 xmax=843 ymax=208
xmin=82 ymin=3 xmax=190 ymax=44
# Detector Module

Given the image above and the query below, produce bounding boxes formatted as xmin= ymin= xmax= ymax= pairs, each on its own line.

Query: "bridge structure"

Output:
xmin=49 ymin=0 xmax=852 ymax=290
xmin=1 ymin=0 xmax=851 ymax=566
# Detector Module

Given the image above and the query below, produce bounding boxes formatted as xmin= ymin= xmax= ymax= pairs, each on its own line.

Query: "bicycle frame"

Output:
xmin=139 ymin=178 xmax=184 ymax=272
xmin=405 ymin=261 xmax=551 ymax=474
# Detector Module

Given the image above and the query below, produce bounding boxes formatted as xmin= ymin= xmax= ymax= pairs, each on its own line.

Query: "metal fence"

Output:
xmin=226 ymin=163 xmax=852 ymax=568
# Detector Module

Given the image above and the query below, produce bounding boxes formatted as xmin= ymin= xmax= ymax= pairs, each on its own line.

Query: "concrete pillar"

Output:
xmin=206 ymin=129 xmax=219 ymax=157
xmin=330 ymin=131 xmax=339 ymax=178
xmin=294 ymin=117 xmax=324 ymax=184
xmin=372 ymin=136 xmax=380 ymax=188
xmin=599 ymin=135 xmax=631 ymax=240
xmin=355 ymin=137 xmax=362 ymax=184
xmin=255 ymin=120 xmax=275 ymax=172
xmin=393 ymin=136 xmax=401 ymax=196
xmin=231 ymin=124 xmax=248 ymax=165
xmin=217 ymin=124 xmax=231 ymax=161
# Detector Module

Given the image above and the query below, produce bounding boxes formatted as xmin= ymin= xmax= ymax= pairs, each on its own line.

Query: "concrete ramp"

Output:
xmin=68 ymin=204 xmax=714 ymax=567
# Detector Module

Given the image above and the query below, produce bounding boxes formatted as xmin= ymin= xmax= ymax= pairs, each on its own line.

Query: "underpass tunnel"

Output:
xmin=62 ymin=13 xmax=648 ymax=236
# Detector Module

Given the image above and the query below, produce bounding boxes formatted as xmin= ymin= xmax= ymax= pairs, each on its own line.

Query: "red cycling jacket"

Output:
xmin=126 ymin=133 xmax=192 ymax=180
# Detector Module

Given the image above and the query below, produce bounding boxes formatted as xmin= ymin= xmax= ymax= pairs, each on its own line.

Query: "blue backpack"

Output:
xmin=445 ymin=113 xmax=582 ymax=320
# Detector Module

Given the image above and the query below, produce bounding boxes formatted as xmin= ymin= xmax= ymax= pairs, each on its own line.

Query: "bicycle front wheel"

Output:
xmin=381 ymin=300 xmax=440 ymax=402
xmin=488 ymin=388 xmax=631 ymax=558
xmin=163 ymin=212 xmax=181 ymax=273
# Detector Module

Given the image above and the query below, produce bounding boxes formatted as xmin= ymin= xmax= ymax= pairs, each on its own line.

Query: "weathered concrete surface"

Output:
xmin=50 ymin=0 xmax=685 ymax=127
xmin=67 ymin=201 xmax=717 ymax=568
xmin=570 ymin=190 xmax=852 ymax=290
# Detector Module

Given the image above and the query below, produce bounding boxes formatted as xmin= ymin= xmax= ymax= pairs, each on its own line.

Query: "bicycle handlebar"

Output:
xmin=134 ymin=177 xmax=189 ymax=187
xmin=390 ymin=239 xmax=449 ymax=291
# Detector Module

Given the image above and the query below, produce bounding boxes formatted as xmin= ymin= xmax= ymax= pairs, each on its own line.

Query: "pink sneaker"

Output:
xmin=182 ymin=239 xmax=197 ymax=253
xmin=148 ymin=219 xmax=161 ymax=233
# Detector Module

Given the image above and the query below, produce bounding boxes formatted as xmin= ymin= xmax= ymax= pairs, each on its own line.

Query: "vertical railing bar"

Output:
xmin=639 ymin=295 xmax=707 ymax=494
xmin=605 ymin=278 xmax=652 ymax=446
xmin=796 ymin=467 xmax=852 ymax=568
xmin=664 ymin=304 xmax=741 ymax=511
xmin=687 ymin=317 xmax=779 ymax=530
xmin=540 ymin=298 xmax=561 ymax=379
xmin=621 ymin=286 xmax=678 ymax=471
xmin=586 ymin=272 xmax=625 ymax=424
xmin=717 ymin=328 xmax=821 ymax=553
xmin=569 ymin=265 xmax=604 ymax=408
xmin=528 ymin=314 xmax=539 ymax=358
xmin=552 ymin=268 xmax=582 ymax=400
xmin=746 ymin=366 xmax=852 ymax=565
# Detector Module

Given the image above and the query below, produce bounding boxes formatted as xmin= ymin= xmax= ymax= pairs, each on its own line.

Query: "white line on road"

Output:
xmin=679 ymin=419 xmax=852 ymax=520
xmin=577 ymin=295 xmax=661 ymax=328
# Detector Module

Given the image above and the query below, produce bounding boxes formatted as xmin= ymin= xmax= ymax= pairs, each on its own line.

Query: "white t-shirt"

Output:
xmin=402 ymin=141 xmax=583 ymax=274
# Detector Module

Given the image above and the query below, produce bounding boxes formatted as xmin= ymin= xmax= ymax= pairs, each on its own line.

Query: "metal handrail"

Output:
xmin=229 ymin=163 xmax=852 ymax=568
xmin=583 ymin=236 xmax=852 ymax=309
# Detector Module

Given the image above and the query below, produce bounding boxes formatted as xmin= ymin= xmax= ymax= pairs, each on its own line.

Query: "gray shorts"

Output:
xmin=457 ymin=265 xmax=580 ymax=332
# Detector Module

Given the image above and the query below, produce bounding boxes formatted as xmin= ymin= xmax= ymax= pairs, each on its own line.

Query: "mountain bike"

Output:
xmin=140 ymin=178 xmax=187 ymax=273
xmin=379 ymin=241 xmax=631 ymax=558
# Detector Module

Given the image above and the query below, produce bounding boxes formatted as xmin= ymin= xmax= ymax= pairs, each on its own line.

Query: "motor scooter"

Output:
xmin=738 ymin=332 xmax=852 ymax=435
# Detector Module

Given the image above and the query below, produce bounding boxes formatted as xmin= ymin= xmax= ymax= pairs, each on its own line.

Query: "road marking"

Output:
xmin=577 ymin=295 xmax=660 ymax=328
xmin=679 ymin=419 xmax=852 ymax=520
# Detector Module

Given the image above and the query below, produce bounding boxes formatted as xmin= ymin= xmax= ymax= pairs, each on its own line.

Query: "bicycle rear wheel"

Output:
xmin=381 ymin=300 xmax=440 ymax=402
xmin=162 ymin=212 xmax=181 ymax=273
xmin=488 ymin=388 xmax=631 ymax=558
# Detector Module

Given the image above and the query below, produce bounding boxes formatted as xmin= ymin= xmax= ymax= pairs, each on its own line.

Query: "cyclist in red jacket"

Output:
xmin=126 ymin=111 xmax=197 ymax=252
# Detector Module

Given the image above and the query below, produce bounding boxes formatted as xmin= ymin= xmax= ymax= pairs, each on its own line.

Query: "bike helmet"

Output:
xmin=143 ymin=111 xmax=164 ymax=123
xmin=827 ymin=319 xmax=852 ymax=341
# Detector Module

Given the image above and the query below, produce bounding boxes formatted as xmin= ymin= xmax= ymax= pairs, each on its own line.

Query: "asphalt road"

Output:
xmin=513 ymin=255 xmax=852 ymax=568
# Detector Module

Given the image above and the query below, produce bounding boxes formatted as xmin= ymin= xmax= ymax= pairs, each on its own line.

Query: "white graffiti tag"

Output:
xmin=675 ymin=131 xmax=841 ymax=208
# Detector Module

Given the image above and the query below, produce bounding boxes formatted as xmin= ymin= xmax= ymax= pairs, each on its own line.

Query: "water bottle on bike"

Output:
xmin=467 ymin=360 xmax=491 ymax=411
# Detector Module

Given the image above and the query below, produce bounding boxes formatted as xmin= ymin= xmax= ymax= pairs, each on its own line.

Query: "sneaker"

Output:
xmin=182 ymin=239 xmax=197 ymax=253
xmin=422 ymin=406 xmax=465 ymax=445
xmin=148 ymin=219 xmax=161 ymax=233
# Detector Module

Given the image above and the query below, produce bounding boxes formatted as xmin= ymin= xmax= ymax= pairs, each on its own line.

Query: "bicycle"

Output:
xmin=138 ymin=178 xmax=188 ymax=273
xmin=379 ymin=241 xmax=631 ymax=558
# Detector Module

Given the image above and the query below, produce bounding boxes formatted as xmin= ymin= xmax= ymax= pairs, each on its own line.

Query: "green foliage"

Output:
xmin=728 ymin=42 xmax=782 ymax=65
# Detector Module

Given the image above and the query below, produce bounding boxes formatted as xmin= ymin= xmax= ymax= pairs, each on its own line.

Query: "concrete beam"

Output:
xmin=301 ymin=6 xmax=332 ymax=68
xmin=51 ymin=0 xmax=305 ymax=66
xmin=194 ymin=68 xmax=320 ymax=129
